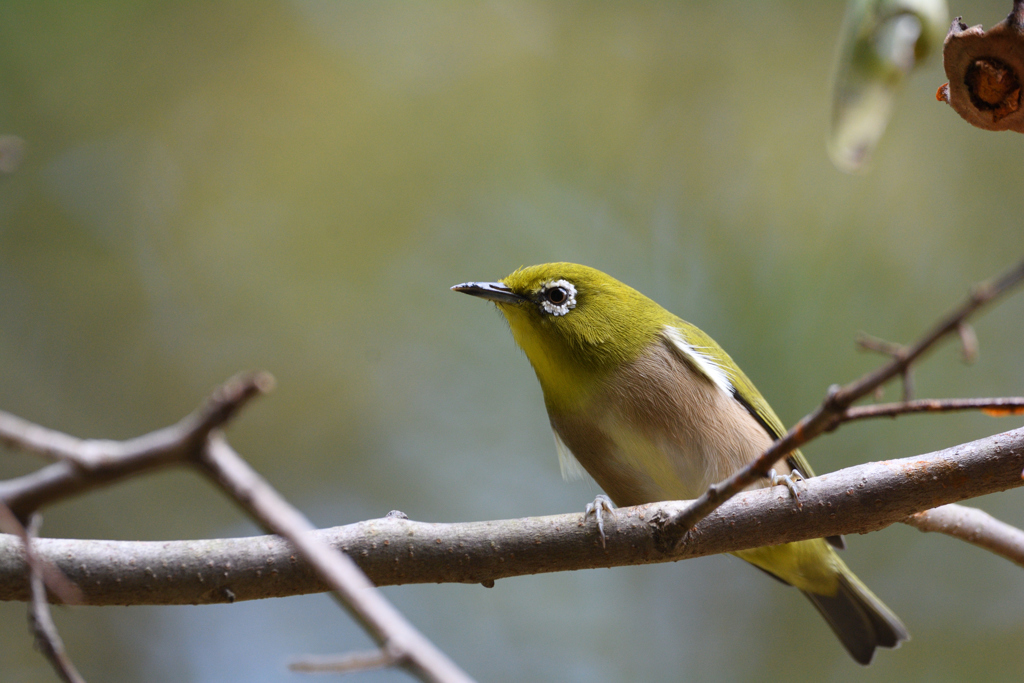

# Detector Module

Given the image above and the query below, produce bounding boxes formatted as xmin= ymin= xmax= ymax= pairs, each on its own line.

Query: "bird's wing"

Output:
xmin=664 ymin=322 xmax=816 ymax=479
xmin=665 ymin=323 xmax=844 ymax=549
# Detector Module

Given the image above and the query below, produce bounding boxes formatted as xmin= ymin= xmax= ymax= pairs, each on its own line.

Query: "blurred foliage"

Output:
xmin=0 ymin=2 xmax=1022 ymax=682
xmin=829 ymin=0 xmax=948 ymax=172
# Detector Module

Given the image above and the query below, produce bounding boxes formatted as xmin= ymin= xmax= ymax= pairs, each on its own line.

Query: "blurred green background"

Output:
xmin=1 ymin=1 xmax=1022 ymax=681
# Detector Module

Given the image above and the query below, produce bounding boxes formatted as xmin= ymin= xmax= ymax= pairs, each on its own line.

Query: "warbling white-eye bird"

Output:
xmin=452 ymin=262 xmax=908 ymax=665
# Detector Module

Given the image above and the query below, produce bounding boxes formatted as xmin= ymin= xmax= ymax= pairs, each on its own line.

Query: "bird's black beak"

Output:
xmin=451 ymin=281 xmax=525 ymax=304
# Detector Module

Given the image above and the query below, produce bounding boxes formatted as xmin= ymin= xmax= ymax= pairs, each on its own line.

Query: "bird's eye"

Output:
xmin=538 ymin=279 xmax=577 ymax=317
xmin=546 ymin=287 xmax=568 ymax=305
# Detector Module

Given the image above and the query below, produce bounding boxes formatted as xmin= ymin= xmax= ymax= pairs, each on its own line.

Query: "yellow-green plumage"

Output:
xmin=454 ymin=262 xmax=908 ymax=665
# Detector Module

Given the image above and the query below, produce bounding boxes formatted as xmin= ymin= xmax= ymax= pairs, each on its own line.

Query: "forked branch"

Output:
xmin=666 ymin=257 xmax=1024 ymax=538
xmin=0 ymin=374 xmax=473 ymax=683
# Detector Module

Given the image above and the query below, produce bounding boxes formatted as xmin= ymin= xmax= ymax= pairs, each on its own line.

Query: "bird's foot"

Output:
xmin=584 ymin=494 xmax=616 ymax=548
xmin=768 ymin=468 xmax=805 ymax=501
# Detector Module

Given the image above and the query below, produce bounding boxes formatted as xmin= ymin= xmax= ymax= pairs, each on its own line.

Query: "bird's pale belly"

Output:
xmin=553 ymin=409 xmax=788 ymax=508
xmin=547 ymin=338 xmax=792 ymax=507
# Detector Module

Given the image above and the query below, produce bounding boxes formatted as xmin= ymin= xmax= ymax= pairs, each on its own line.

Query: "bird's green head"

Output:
xmin=453 ymin=263 xmax=672 ymax=409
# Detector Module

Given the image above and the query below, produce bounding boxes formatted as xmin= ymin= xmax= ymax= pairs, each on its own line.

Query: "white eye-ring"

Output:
xmin=539 ymin=279 xmax=577 ymax=316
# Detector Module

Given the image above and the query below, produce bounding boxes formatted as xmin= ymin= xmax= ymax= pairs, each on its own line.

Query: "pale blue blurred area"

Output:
xmin=1 ymin=1 xmax=1023 ymax=681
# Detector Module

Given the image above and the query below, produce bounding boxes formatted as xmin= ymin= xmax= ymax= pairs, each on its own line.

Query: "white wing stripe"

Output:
xmin=663 ymin=327 xmax=734 ymax=395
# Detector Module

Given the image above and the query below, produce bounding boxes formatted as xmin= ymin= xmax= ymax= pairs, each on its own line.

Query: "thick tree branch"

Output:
xmin=2 ymin=426 xmax=1022 ymax=605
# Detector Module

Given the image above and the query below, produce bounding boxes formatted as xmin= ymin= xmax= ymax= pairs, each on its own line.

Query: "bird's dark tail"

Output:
xmin=802 ymin=572 xmax=909 ymax=665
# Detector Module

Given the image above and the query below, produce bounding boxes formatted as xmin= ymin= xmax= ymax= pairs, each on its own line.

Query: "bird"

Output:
xmin=452 ymin=262 xmax=908 ymax=665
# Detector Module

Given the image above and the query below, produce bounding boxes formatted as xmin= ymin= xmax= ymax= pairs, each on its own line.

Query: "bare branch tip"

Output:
xmin=957 ymin=323 xmax=979 ymax=364
xmin=855 ymin=332 xmax=903 ymax=357
xmin=823 ymin=383 xmax=845 ymax=410
xmin=197 ymin=372 xmax=276 ymax=430
xmin=221 ymin=371 xmax=276 ymax=401
xmin=252 ymin=371 xmax=277 ymax=395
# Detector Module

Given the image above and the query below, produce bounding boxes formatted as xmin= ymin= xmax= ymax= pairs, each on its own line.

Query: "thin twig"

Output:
xmin=844 ymin=396 xmax=1024 ymax=421
xmin=856 ymin=332 xmax=915 ymax=400
xmin=26 ymin=514 xmax=85 ymax=683
xmin=290 ymin=645 xmax=404 ymax=674
xmin=0 ymin=502 xmax=81 ymax=605
xmin=0 ymin=372 xmax=272 ymax=467
xmin=855 ymin=332 xmax=904 ymax=357
xmin=3 ymin=427 xmax=1022 ymax=604
xmin=666 ymin=257 xmax=1024 ymax=540
xmin=198 ymin=435 xmax=474 ymax=683
xmin=905 ymin=503 xmax=1024 ymax=568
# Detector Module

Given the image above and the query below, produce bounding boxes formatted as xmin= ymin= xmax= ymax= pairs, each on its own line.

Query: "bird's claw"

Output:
xmin=584 ymin=494 xmax=616 ymax=548
xmin=768 ymin=468 xmax=805 ymax=501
